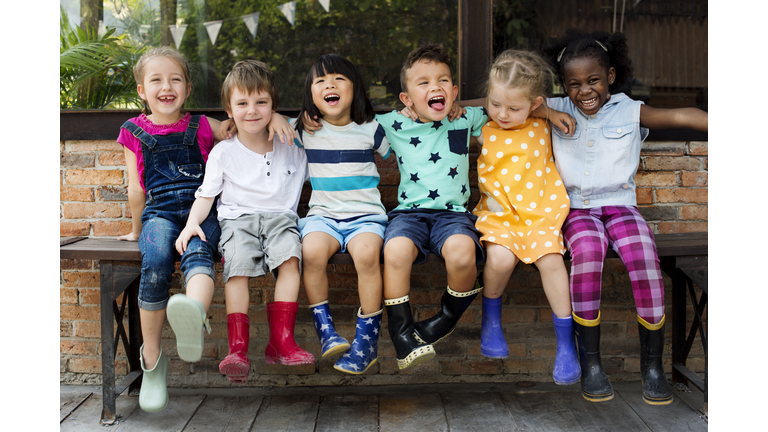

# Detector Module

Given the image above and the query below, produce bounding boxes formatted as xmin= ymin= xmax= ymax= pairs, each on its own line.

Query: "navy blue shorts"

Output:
xmin=383 ymin=210 xmax=485 ymax=265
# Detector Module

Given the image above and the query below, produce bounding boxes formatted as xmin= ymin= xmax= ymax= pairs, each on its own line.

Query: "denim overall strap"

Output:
xmin=121 ymin=120 xmax=157 ymax=149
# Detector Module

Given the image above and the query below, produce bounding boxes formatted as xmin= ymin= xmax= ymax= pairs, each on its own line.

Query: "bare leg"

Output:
xmin=302 ymin=232 xmax=341 ymax=305
xmin=274 ymin=257 xmax=301 ymax=302
xmin=441 ymin=234 xmax=477 ymax=292
xmin=184 ymin=274 xmax=215 ymax=312
xmin=347 ymin=233 xmax=384 ymax=314
xmin=536 ymin=253 xmax=572 ymax=318
xmin=382 ymin=237 xmax=419 ymax=299
xmin=482 ymin=243 xmax=519 ymax=298
xmin=139 ymin=308 xmax=166 ymax=369
xmin=224 ymin=276 xmax=250 ymax=315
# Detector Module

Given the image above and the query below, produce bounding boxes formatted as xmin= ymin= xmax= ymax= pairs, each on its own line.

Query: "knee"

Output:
xmin=302 ymin=243 xmax=330 ymax=271
xmin=442 ymin=237 xmax=476 ymax=269
xmin=383 ymin=239 xmax=416 ymax=267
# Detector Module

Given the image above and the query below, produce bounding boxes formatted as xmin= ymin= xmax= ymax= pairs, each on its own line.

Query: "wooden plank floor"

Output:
xmin=61 ymin=381 xmax=707 ymax=431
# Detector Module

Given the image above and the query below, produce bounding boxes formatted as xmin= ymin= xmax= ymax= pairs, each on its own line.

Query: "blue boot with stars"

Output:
xmin=334 ymin=307 xmax=383 ymax=374
xmin=310 ymin=300 xmax=350 ymax=358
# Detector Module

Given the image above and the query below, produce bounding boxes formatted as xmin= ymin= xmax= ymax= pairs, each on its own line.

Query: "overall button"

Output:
xmin=585 ymin=171 xmax=590 ymax=176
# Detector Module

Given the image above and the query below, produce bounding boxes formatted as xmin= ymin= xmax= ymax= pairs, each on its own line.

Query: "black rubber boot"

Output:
xmin=573 ymin=312 xmax=614 ymax=402
xmin=384 ymin=296 xmax=435 ymax=369
xmin=638 ymin=315 xmax=674 ymax=405
xmin=413 ymin=273 xmax=483 ymax=345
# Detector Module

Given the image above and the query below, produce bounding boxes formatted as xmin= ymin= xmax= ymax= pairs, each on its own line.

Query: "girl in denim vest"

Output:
xmin=540 ymin=29 xmax=707 ymax=405
xmin=117 ymin=47 xmax=292 ymax=412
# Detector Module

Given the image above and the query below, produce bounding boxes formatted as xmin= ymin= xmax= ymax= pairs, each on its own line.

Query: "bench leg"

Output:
xmin=99 ymin=262 xmax=118 ymax=425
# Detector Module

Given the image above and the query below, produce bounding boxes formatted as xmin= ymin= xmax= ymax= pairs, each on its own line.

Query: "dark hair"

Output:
xmin=221 ymin=59 xmax=280 ymax=112
xmin=543 ymin=29 xmax=633 ymax=94
xmin=295 ymin=54 xmax=374 ymax=132
xmin=400 ymin=43 xmax=452 ymax=92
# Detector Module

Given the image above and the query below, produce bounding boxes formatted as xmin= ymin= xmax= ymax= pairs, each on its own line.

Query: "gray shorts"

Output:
xmin=218 ymin=212 xmax=302 ymax=282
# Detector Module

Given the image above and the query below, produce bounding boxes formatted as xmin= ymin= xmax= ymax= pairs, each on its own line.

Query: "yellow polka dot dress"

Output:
xmin=473 ymin=118 xmax=570 ymax=263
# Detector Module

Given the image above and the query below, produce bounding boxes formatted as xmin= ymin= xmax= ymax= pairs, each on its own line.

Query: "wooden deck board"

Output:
xmin=60 ymin=391 xmax=92 ymax=423
xmin=379 ymin=393 xmax=448 ymax=432
xmin=249 ymin=394 xmax=320 ymax=431
xmin=618 ymin=390 xmax=708 ymax=431
xmin=502 ymin=391 xmax=584 ymax=431
xmin=561 ymin=391 xmax=652 ymax=432
xmin=315 ymin=394 xmax=379 ymax=432
xmin=59 ymin=392 xmax=139 ymax=432
xmin=114 ymin=394 xmax=205 ymax=432
xmin=183 ymin=395 xmax=263 ymax=432
xmin=442 ymin=391 xmax=518 ymax=432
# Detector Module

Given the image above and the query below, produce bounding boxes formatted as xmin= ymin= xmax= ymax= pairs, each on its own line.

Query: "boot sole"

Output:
xmin=397 ymin=345 xmax=436 ymax=369
xmin=582 ymin=391 xmax=614 ymax=402
xmin=322 ymin=342 xmax=351 ymax=358
xmin=334 ymin=358 xmax=378 ymax=375
xmin=219 ymin=360 xmax=250 ymax=377
xmin=554 ymin=376 xmax=581 ymax=386
xmin=265 ymin=356 xmax=315 ymax=365
xmin=414 ymin=327 xmax=455 ymax=346
xmin=481 ymin=347 xmax=509 ymax=359
xmin=643 ymin=394 xmax=674 ymax=405
xmin=167 ymin=296 xmax=205 ymax=362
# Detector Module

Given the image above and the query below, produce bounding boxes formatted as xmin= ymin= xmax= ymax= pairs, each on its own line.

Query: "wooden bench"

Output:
xmin=60 ymin=231 xmax=707 ymax=424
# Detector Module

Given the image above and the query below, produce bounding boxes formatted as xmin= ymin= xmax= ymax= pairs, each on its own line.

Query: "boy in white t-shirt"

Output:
xmin=175 ymin=60 xmax=312 ymax=384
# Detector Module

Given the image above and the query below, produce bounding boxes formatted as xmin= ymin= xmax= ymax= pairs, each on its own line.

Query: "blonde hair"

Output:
xmin=485 ymin=49 xmax=553 ymax=103
xmin=133 ymin=47 xmax=193 ymax=115
xmin=221 ymin=60 xmax=280 ymax=112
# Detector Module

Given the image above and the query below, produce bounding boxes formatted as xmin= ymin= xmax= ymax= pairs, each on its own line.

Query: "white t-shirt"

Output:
xmin=195 ymin=134 xmax=308 ymax=220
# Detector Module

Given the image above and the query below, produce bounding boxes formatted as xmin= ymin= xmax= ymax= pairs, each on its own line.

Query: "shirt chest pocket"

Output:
xmin=602 ymin=123 xmax=636 ymax=189
xmin=551 ymin=126 xmax=581 ymax=155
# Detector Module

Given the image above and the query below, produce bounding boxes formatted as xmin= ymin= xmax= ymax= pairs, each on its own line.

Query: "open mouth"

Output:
xmin=580 ymin=96 xmax=599 ymax=110
xmin=428 ymin=96 xmax=445 ymax=111
xmin=158 ymin=95 xmax=176 ymax=103
xmin=324 ymin=93 xmax=340 ymax=106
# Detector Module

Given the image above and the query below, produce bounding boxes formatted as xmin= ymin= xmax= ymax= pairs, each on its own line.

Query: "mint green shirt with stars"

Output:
xmin=377 ymin=107 xmax=487 ymax=213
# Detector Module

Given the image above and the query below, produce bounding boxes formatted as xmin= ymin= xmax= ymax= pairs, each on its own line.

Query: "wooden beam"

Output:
xmin=458 ymin=0 xmax=493 ymax=100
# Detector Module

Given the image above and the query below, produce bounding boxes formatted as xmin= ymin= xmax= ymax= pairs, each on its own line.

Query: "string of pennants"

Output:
xmin=164 ymin=0 xmax=331 ymax=49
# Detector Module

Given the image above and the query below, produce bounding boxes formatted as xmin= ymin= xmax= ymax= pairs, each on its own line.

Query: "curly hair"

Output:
xmin=543 ymin=29 xmax=633 ymax=94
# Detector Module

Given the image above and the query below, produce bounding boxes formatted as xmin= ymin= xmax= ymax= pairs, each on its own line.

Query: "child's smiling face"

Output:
xmin=137 ymin=56 xmax=191 ymax=124
xmin=399 ymin=59 xmax=458 ymax=123
xmin=226 ymin=87 xmax=273 ymax=139
xmin=311 ymin=72 xmax=354 ymax=126
xmin=562 ymin=56 xmax=615 ymax=116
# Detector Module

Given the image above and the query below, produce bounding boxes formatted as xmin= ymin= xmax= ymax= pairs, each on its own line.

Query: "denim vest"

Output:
xmin=121 ymin=116 xmax=206 ymax=202
xmin=547 ymin=93 xmax=648 ymax=209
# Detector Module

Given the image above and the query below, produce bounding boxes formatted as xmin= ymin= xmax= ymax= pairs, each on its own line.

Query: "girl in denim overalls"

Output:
xmin=116 ymin=47 xmax=291 ymax=412
xmin=541 ymin=30 xmax=708 ymax=405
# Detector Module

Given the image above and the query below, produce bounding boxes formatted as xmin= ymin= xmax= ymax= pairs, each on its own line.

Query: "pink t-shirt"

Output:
xmin=117 ymin=113 xmax=215 ymax=192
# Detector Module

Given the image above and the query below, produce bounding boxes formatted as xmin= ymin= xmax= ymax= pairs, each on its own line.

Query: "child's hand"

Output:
xmin=268 ymin=114 xmax=296 ymax=144
xmin=220 ymin=119 xmax=237 ymax=139
xmin=301 ymin=112 xmax=322 ymax=135
xmin=118 ymin=232 xmax=139 ymax=242
xmin=548 ymin=111 xmax=576 ymax=136
xmin=175 ymin=224 xmax=207 ymax=255
xmin=398 ymin=106 xmax=419 ymax=121
xmin=447 ymin=102 xmax=466 ymax=122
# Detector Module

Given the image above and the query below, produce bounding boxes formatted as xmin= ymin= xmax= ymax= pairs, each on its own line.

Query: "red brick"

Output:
xmin=98 ymin=151 xmax=126 ymax=166
xmin=634 ymin=172 xmax=677 ymax=187
xmin=657 ymin=222 xmax=708 ymax=234
xmin=80 ymin=289 xmax=101 ymax=305
xmin=61 ymin=221 xmax=91 ymax=236
xmin=60 ymin=305 xmax=101 ymax=321
xmin=60 ymin=340 xmax=99 ymax=355
xmin=61 ymin=153 xmax=96 ymax=168
xmin=655 ymin=188 xmax=708 ymax=204
xmin=529 ymin=343 xmax=557 ymax=357
xmin=74 ymin=321 xmax=103 ymax=338
xmin=503 ymin=359 xmax=551 ymax=374
xmin=60 ymin=259 xmax=93 ymax=270
xmin=61 ymin=288 xmax=78 ymax=304
xmin=688 ymin=142 xmax=708 ymax=155
xmin=441 ymin=359 xmax=502 ymax=375
xmin=643 ymin=156 xmax=702 ymax=171
xmin=635 ymin=188 xmax=653 ymax=204
xmin=680 ymin=205 xmax=708 ymax=221
xmin=62 ymin=271 xmax=99 ymax=288
xmin=65 ymin=169 xmax=125 ymax=185
xmin=60 ymin=321 xmax=73 ymax=337
xmin=681 ymin=172 xmax=708 ymax=187
xmin=92 ymin=221 xmax=132 ymax=236
xmin=501 ymin=308 xmax=536 ymax=323
xmin=61 ymin=203 xmax=123 ymax=219
xmin=66 ymin=140 xmax=122 ymax=151
xmin=67 ymin=358 xmax=103 ymax=374
xmin=61 ymin=186 xmax=95 ymax=202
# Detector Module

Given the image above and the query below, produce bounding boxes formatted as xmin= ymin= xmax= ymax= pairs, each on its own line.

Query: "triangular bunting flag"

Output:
xmin=319 ymin=0 xmax=330 ymax=12
xmin=204 ymin=20 xmax=223 ymax=45
xmin=242 ymin=12 xmax=260 ymax=39
xmin=169 ymin=24 xmax=188 ymax=49
xmin=279 ymin=2 xmax=296 ymax=26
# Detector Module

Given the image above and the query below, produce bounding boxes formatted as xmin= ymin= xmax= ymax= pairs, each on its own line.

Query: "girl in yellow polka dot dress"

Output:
xmin=472 ymin=50 xmax=581 ymax=385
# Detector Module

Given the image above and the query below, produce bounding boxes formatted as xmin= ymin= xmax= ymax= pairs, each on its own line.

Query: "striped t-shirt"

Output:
xmin=293 ymin=118 xmax=391 ymax=219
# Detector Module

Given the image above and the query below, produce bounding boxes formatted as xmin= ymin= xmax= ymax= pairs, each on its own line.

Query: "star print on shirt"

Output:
xmin=428 ymin=189 xmax=440 ymax=200
xmin=460 ymin=113 xmax=467 ymax=120
xmin=410 ymin=173 xmax=420 ymax=183
xmin=392 ymin=120 xmax=403 ymax=131
xmin=412 ymin=203 xmax=420 ymax=209
xmin=398 ymin=155 xmax=403 ymax=165
xmin=446 ymin=203 xmax=454 ymax=210
xmin=431 ymin=119 xmax=443 ymax=130
xmin=429 ymin=152 xmax=442 ymax=164
xmin=400 ymin=191 xmax=408 ymax=200
xmin=461 ymin=184 xmax=468 ymax=195
xmin=481 ymin=107 xmax=488 ymax=116
xmin=409 ymin=137 xmax=421 ymax=147
xmin=447 ymin=166 xmax=458 ymax=179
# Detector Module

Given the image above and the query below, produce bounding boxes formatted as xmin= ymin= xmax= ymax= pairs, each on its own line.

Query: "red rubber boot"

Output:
xmin=218 ymin=313 xmax=250 ymax=383
xmin=265 ymin=301 xmax=315 ymax=365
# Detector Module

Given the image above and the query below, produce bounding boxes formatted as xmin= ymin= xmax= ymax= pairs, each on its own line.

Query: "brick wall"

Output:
xmin=59 ymin=138 xmax=707 ymax=387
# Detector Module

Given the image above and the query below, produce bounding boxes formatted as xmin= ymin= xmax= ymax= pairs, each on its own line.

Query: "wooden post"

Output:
xmin=458 ymin=0 xmax=493 ymax=100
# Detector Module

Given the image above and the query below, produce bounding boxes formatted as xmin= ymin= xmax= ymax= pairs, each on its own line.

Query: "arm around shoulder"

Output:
xmin=639 ymin=105 xmax=708 ymax=132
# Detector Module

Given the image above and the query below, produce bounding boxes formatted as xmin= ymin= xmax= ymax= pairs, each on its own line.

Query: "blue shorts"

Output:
xmin=383 ymin=210 xmax=484 ymax=265
xmin=299 ymin=214 xmax=387 ymax=253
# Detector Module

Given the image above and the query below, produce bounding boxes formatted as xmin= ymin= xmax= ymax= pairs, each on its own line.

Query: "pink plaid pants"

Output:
xmin=562 ymin=206 xmax=664 ymax=324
